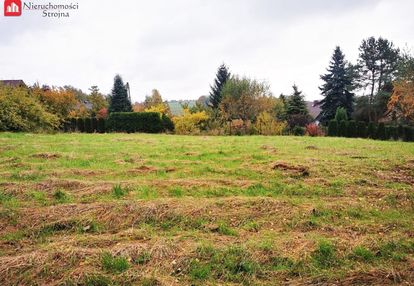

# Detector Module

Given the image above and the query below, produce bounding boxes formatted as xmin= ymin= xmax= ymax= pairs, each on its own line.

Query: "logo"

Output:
xmin=4 ymin=0 xmax=22 ymax=16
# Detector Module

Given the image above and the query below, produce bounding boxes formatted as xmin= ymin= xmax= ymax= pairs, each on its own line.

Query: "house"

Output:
xmin=0 ymin=80 xmax=27 ymax=88
xmin=306 ymin=100 xmax=322 ymax=121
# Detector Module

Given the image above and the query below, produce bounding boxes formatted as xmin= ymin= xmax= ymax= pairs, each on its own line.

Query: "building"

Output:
xmin=0 ymin=80 xmax=27 ymax=88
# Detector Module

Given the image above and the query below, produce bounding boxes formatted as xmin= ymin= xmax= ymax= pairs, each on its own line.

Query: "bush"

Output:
xmin=255 ymin=112 xmax=287 ymax=136
xmin=376 ymin=122 xmax=386 ymax=140
xmin=97 ymin=118 xmax=106 ymax=133
xmin=356 ymin=121 xmax=367 ymax=138
xmin=367 ymin=122 xmax=377 ymax=139
xmin=335 ymin=107 xmax=348 ymax=122
xmin=389 ymin=126 xmax=399 ymax=140
xmin=398 ymin=124 xmax=405 ymax=140
xmin=292 ymin=126 xmax=305 ymax=136
xmin=327 ymin=120 xmax=338 ymax=137
xmin=173 ymin=109 xmax=209 ymax=135
xmin=161 ymin=114 xmax=174 ymax=132
xmin=385 ymin=126 xmax=392 ymax=141
xmin=306 ymin=123 xmax=323 ymax=137
xmin=84 ymin=118 xmax=93 ymax=133
xmin=0 ymin=85 xmax=59 ymax=132
xmin=91 ymin=117 xmax=98 ymax=132
xmin=76 ymin=118 xmax=85 ymax=133
xmin=106 ymin=112 xmax=165 ymax=133
xmin=338 ymin=120 xmax=348 ymax=137
xmin=70 ymin=118 xmax=77 ymax=132
xmin=347 ymin=120 xmax=357 ymax=138
xmin=403 ymin=126 xmax=414 ymax=142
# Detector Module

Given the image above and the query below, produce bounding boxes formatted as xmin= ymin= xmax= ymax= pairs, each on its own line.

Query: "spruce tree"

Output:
xmin=286 ymin=85 xmax=309 ymax=116
xmin=209 ymin=64 xmax=231 ymax=109
xmin=318 ymin=47 xmax=355 ymax=124
xmin=108 ymin=75 xmax=132 ymax=113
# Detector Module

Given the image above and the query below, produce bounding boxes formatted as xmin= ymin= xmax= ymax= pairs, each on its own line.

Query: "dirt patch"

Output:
xmin=31 ymin=153 xmax=61 ymax=160
xmin=128 ymin=165 xmax=158 ymax=174
xmin=272 ymin=162 xmax=310 ymax=177
xmin=305 ymin=145 xmax=319 ymax=150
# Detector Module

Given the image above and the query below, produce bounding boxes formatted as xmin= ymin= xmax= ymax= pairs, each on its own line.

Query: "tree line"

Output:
xmin=0 ymin=36 xmax=413 ymax=138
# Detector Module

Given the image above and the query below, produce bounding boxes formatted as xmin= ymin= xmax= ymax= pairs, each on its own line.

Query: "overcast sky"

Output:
xmin=1 ymin=0 xmax=413 ymax=102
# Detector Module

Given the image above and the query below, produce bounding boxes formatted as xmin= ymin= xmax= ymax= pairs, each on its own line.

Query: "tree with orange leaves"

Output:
xmin=388 ymin=53 xmax=414 ymax=122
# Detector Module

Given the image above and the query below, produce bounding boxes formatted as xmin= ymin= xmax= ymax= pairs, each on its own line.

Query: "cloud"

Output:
xmin=0 ymin=0 xmax=413 ymax=102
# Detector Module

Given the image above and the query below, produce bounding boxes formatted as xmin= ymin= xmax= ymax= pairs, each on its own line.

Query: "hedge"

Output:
xmin=356 ymin=121 xmax=367 ymax=138
xmin=328 ymin=120 xmax=338 ymax=137
xmin=347 ymin=120 xmax=357 ymax=138
xmin=367 ymin=122 xmax=376 ymax=139
xmin=376 ymin=122 xmax=386 ymax=141
xmin=77 ymin=118 xmax=85 ymax=133
xmin=106 ymin=112 xmax=173 ymax=133
xmin=97 ymin=118 xmax=106 ymax=133
xmin=84 ymin=118 xmax=93 ymax=133
xmin=338 ymin=120 xmax=348 ymax=137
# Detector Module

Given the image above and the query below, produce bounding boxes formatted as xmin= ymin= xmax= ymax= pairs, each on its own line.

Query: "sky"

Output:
xmin=1 ymin=0 xmax=413 ymax=102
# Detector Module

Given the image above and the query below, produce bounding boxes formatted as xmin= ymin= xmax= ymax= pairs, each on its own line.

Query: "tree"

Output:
xmin=88 ymin=86 xmax=108 ymax=117
xmin=0 ymin=85 xmax=59 ymax=132
xmin=209 ymin=63 xmax=231 ymax=109
xmin=108 ymin=75 xmax=132 ymax=113
xmin=220 ymin=76 xmax=272 ymax=125
xmin=285 ymin=85 xmax=310 ymax=127
xmin=32 ymin=86 xmax=78 ymax=122
xmin=144 ymin=89 xmax=171 ymax=116
xmin=387 ymin=51 xmax=414 ymax=122
xmin=358 ymin=37 xmax=399 ymax=121
xmin=335 ymin=107 xmax=348 ymax=122
xmin=255 ymin=112 xmax=287 ymax=135
xmin=318 ymin=47 xmax=355 ymax=123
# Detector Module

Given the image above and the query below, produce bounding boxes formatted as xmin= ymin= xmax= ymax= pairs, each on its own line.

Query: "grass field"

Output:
xmin=0 ymin=133 xmax=413 ymax=285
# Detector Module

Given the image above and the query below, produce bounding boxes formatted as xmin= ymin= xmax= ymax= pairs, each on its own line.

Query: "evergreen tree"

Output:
xmin=108 ymin=75 xmax=132 ymax=113
xmin=286 ymin=85 xmax=310 ymax=127
xmin=335 ymin=107 xmax=348 ymax=122
xmin=209 ymin=64 xmax=231 ymax=109
xmin=318 ymin=47 xmax=355 ymax=124
xmin=286 ymin=85 xmax=309 ymax=116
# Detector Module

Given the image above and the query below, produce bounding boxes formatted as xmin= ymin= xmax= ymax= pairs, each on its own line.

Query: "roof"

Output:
xmin=0 ymin=80 xmax=26 ymax=87
xmin=306 ymin=101 xmax=321 ymax=120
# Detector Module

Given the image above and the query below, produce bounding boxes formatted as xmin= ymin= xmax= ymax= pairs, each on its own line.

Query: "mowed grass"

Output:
xmin=0 ymin=132 xmax=413 ymax=285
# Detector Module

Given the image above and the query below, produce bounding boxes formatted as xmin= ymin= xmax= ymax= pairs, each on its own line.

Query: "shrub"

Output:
xmin=367 ymin=122 xmax=377 ymax=139
xmin=305 ymin=123 xmax=323 ymax=137
xmin=76 ymin=118 xmax=85 ymax=133
xmin=0 ymin=85 xmax=59 ymax=132
xmin=292 ymin=126 xmax=305 ymax=136
xmin=91 ymin=117 xmax=98 ymax=132
xmin=335 ymin=107 xmax=348 ymax=122
xmin=84 ymin=118 xmax=93 ymax=133
xmin=106 ymin=112 xmax=165 ymax=133
xmin=356 ymin=121 xmax=367 ymax=138
xmin=97 ymin=118 xmax=106 ymax=133
xmin=173 ymin=109 xmax=209 ymax=135
xmin=398 ymin=124 xmax=405 ymax=140
xmin=327 ymin=120 xmax=338 ymax=137
xmin=255 ymin=112 xmax=287 ymax=135
xmin=162 ymin=113 xmax=174 ymax=132
xmin=403 ymin=126 xmax=414 ymax=142
xmin=385 ymin=126 xmax=392 ymax=141
xmin=347 ymin=120 xmax=357 ymax=138
xmin=338 ymin=120 xmax=348 ymax=137
xmin=376 ymin=122 xmax=386 ymax=140
xmin=70 ymin=118 xmax=77 ymax=132
xmin=389 ymin=126 xmax=399 ymax=140
xmin=101 ymin=252 xmax=130 ymax=273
